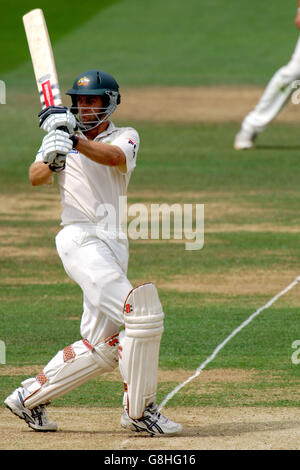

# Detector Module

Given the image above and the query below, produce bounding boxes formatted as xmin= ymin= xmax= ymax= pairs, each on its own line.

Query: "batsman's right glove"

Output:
xmin=39 ymin=106 xmax=77 ymax=134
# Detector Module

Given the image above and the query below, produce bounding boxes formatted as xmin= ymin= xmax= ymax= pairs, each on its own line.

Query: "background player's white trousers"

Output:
xmin=241 ymin=35 xmax=300 ymax=133
xmin=22 ymin=223 xmax=133 ymax=407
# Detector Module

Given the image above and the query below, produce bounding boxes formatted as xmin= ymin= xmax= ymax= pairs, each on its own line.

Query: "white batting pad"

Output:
xmin=23 ymin=334 xmax=119 ymax=409
xmin=119 ymin=283 xmax=164 ymax=419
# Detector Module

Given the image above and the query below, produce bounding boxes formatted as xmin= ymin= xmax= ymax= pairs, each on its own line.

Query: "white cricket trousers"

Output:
xmin=21 ymin=223 xmax=132 ymax=401
xmin=55 ymin=223 xmax=132 ymax=344
xmin=242 ymin=35 xmax=300 ymax=133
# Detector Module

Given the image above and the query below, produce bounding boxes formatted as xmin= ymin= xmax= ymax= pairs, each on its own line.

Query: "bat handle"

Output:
xmin=57 ymin=125 xmax=69 ymax=133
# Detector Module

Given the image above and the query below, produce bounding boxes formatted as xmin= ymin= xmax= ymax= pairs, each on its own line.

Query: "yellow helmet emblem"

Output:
xmin=77 ymin=76 xmax=90 ymax=86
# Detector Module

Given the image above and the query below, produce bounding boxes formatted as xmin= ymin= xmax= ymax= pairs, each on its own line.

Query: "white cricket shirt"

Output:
xmin=35 ymin=121 xmax=139 ymax=230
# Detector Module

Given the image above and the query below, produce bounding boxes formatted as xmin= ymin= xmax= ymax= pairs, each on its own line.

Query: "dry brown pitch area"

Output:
xmin=1 ymin=406 xmax=300 ymax=450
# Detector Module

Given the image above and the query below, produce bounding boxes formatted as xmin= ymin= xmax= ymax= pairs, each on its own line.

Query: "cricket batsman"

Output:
xmin=234 ymin=2 xmax=300 ymax=149
xmin=4 ymin=70 xmax=182 ymax=436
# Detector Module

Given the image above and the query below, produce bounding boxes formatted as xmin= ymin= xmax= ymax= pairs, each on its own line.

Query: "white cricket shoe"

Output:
xmin=234 ymin=129 xmax=257 ymax=150
xmin=4 ymin=387 xmax=57 ymax=432
xmin=121 ymin=403 xmax=183 ymax=436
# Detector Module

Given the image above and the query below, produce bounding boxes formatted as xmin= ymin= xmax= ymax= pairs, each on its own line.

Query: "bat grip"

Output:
xmin=57 ymin=125 xmax=69 ymax=133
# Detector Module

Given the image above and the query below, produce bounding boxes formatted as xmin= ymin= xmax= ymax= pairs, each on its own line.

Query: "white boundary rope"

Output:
xmin=158 ymin=275 xmax=300 ymax=411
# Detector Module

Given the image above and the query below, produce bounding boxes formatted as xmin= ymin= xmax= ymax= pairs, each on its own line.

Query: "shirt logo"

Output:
xmin=128 ymin=139 xmax=137 ymax=159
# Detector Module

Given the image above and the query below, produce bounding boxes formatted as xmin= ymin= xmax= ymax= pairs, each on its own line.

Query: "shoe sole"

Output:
xmin=120 ymin=416 xmax=152 ymax=435
xmin=234 ymin=144 xmax=254 ymax=150
xmin=4 ymin=400 xmax=57 ymax=432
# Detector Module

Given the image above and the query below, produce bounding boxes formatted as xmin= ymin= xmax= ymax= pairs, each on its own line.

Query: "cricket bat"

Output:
xmin=23 ymin=9 xmax=65 ymax=184
xmin=23 ymin=8 xmax=62 ymax=110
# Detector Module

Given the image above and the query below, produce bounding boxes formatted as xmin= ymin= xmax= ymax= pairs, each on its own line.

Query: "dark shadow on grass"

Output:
xmin=255 ymin=145 xmax=300 ymax=151
xmin=181 ymin=420 xmax=300 ymax=438
xmin=48 ymin=420 xmax=300 ymax=438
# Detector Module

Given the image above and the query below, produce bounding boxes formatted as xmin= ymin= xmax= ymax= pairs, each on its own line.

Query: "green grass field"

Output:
xmin=1 ymin=0 xmax=300 ymax=425
xmin=1 ymin=122 xmax=300 ymax=410
xmin=2 ymin=0 xmax=298 ymax=86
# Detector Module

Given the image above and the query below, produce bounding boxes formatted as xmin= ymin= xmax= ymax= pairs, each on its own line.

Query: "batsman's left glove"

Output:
xmin=41 ymin=129 xmax=73 ymax=164
xmin=39 ymin=106 xmax=77 ymax=134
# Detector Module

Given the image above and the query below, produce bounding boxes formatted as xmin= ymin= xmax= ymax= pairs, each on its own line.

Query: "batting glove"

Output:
xmin=39 ymin=106 xmax=77 ymax=134
xmin=48 ymin=154 xmax=66 ymax=173
xmin=41 ymin=129 xmax=73 ymax=164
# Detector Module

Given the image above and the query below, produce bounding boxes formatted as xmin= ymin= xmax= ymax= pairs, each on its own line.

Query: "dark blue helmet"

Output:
xmin=66 ymin=70 xmax=121 ymax=130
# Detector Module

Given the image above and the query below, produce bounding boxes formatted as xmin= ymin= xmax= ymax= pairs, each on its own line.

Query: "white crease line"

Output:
xmin=119 ymin=438 xmax=130 ymax=449
xmin=158 ymin=275 xmax=300 ymax=411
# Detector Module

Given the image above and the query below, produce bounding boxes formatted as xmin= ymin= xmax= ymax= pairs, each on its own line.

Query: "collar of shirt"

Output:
xmin=75 ymin=120 xmax=118 ymax=141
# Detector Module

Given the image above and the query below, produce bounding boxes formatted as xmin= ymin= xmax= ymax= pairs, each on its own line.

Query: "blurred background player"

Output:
xmin=4 ymin=70 xmax=182 ymax=437
xmin=234 ymin=2 xmax=300 ymax=150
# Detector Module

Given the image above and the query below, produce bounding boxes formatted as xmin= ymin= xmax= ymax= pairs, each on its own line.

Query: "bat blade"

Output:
xmin=23 ymin=9 xmax=62 ymax=109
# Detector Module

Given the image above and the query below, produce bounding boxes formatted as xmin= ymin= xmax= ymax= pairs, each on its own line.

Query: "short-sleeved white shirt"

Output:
xmin=35 ymin=121 xmax=139 ymax=229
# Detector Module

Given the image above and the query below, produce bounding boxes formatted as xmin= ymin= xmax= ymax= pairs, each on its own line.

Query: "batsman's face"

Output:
xmin=77 ymin=95 xmax=105 ymax=122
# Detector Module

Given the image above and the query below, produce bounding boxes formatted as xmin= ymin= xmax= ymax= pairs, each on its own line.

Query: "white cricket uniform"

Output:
xmin=241 ymin=35 xmax=300 ymax=133
xmin=35 ymin=120 xmax=139 ymax=345
xmin=21 ymin=120 xmax=165 ymax=418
